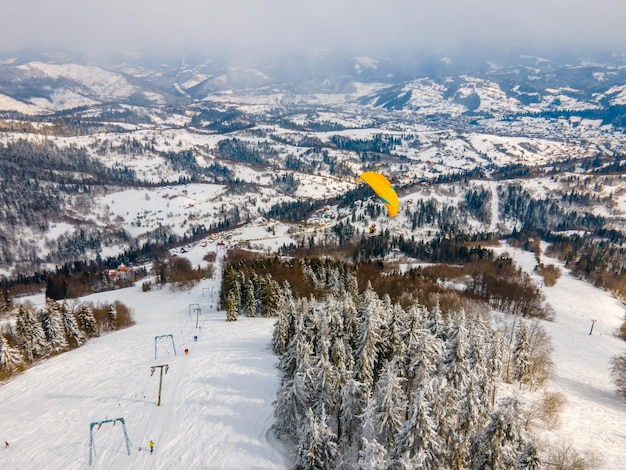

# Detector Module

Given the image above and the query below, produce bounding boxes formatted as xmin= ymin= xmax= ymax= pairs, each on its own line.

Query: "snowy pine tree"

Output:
xmin=312 ymin=337 xmax=339 ymax=419
xmin=484 ymin=332 xmax=504 ymax=406
xmin=75 ymin=303 xmax=98 ymax=337
xmin=339 ymin=296 xmax=359 ymax=351
xmin=325 ymin=266 xmax=341 ymax=295
xmin=518 ymin=440 xmax=540 ymax=470
xmin=426 ymin=376 xmax=460 ymax=464
xmin=359 ymin=394 xmax=379 ymax=448
xmin=273 ymin=368 xmax=313 ymax=443
xmin=425 ymin=299 xmax=445 ymax=338
xmin=358 ymin=437 xmax=388 ymax=470
xmin=243 ymin=278 xmax=256 ymax=317
xmin=261 ymin=276 xmax=281 ymax=317
xmin=468 ymin=397 xmax=528 ymax=470
xmin=513 ymin=323 xmax=532 ymax=387
xmin=230 ymin=276 xmax=242 ymax=315
xmin=449 ymin=375 xmax=491 ymax=469
xmin=0 ymin=333 xmax=23 ymax=377
xmin=60 ymin=302 xmax=84 ymax=348
xmin=344 ymin=271 xmax=359 ymax=305
xmin=354 ymin=282 xmax=384 ymax=388
xmin=15 ymin=306 xmax=46 ymax=362
xmin=372 ymin=360 xmax=406 ymax=449
xmin=406 ymin=327 xmax=443 ymax=393
xmin=387 ymin=303 xmax=408 ymax=363
xmin=277 ymin=307 xmax=310 ymax=378
xmin=440 ymin=310 xmax=471 ymax=391
xmin=458 ymin=374 xmax=490 ymax=440
xmin=40 ymin=299 xmax=68 ymax=353
xmin=272 ymin=295 xmax=292 ymax=354
xmin=107 ymin=304 xmax=118 ymax=330
xmin=377 ymin=294 xmax=394 ymax=361
xmin=273 ymin=318 xmax=315 ymax=443
xmin=338 ymin=378 xmax=368 ymax=456
xmin=225 ymin=290 xmax=238 ymax=321
xmin=295 ymin=407 xmax=337 ymax=470
xmin=392 ymin=386 xmax=442 ymax=470
xmin=271 ymin=281 xmax=295 ymax=353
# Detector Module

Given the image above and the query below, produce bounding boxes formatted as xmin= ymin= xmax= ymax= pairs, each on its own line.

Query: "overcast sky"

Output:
xmin=1 ymin=0 xmax=625 ymax=60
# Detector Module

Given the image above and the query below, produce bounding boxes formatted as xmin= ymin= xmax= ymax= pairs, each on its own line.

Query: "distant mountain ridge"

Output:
xmin=1 ymin=52 xmax=626 ymax=120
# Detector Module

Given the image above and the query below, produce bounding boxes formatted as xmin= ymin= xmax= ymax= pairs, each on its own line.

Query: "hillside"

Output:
xmin=1 ymin=52 xmax=626 ymax=469
xmin=1 ymin=54 xmax=626 ymax=281
xmin=496 ymin=243 xmax=626 ymax=468
xmin=0 ymin=247 xmax=291 ymax=469
xmin=0 ymin=239 xmax=624 ymax=468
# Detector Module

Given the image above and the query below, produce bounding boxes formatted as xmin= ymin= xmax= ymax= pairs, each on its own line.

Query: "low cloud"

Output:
xmin=1 ymin=0 xmax=625 ymax=61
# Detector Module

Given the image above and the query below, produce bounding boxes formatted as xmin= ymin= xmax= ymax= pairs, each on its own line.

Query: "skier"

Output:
xmin=4 ymin=441 xmax=8 ymax=448
xmin=149 ymin=440 xmax=154 ymax=454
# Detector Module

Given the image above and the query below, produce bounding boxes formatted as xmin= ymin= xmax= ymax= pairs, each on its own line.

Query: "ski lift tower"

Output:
xmin=154 ymin=334 xmax=177 ymax=359
xmin=88 ymin=417 xmax=131 ymax=465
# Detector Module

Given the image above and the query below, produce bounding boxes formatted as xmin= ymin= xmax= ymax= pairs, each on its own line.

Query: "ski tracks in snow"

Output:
xmin=0 ymin=244 xmax=291 ymax=469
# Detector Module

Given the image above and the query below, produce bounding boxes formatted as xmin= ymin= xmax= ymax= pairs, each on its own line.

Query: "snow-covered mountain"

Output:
xmin=2 ymin=52 xmax=626 ymax=116
xmin=0 ymin=232 xmax=625 ymax=469
xmin=1 ymin=51 xmax=626 ymax=470
xmin=0 ymin=61 xmax=175 ymax=113
xmin=1 ymin=51 xmax=626 ymax=278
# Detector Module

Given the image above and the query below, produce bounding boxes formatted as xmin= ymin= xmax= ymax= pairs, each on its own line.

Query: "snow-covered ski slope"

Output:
xmin=1 ymin=242 xmax=626 ymax=469
xmin=0 ymin=249 xmax=290 ymax=469
xmin=496 ymin=243 xmax=626 ymax=468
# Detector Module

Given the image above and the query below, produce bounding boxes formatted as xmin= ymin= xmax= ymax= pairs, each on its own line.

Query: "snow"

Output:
xmin=29 ymin=90 xmax=100 ymax=111
xmin=597 ymin=85 xmax=626 ymax=106
xmin=16 ymin=62 xmax=136 ymax=100
xmin=0 ymin=248 xmax=291 ymax=469
xmin=0 ymin=93 xmax=45 ymax=115
xmin=98 ymin=184 xmax=227 ymax=238
xmin=3 ymin=181 xmax=626 ymax=469
xmin=457 ymin=77 xmax=524 ymax=116
xmin=495 ymin=242 xmax=626 ymax=468
xmin=1 ymin=238 xmax=626 ymax=468
xmin=401 ymin=79 xmax=467 ymax=116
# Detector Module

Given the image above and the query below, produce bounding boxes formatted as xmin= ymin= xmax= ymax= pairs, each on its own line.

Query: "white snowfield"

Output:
xmin=497 ymin=244 xmax=626 ymax=469
xmin=0 ymin=249 xmax=290 ymax=469
xmin=1 ymin=242 xmax=626 ymax=469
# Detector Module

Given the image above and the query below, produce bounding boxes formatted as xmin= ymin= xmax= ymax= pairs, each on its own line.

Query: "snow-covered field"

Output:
xmin=1 ymin=242 xmax=625 ymax=469
xmin=496 ymin=243 xmax=626 ymax=468
xmin=0 ymin=248 xmax=291 ymax=469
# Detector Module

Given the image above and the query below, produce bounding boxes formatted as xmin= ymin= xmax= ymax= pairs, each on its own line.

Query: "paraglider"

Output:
xmin=357 ymin=171 xmax=399 ymax=218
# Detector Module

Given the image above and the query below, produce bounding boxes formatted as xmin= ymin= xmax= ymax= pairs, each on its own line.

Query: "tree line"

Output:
xmin=0 ymin=299 xmax=133 ymax=381
xmin=216 ymin=251 xmax=589 ymax=468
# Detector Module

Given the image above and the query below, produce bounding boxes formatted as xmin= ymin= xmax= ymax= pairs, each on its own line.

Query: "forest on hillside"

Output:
xmin=219 ymin=255 xmax=568 ymax=469
xmin=0 ymin=298 xmax=133 ymax=381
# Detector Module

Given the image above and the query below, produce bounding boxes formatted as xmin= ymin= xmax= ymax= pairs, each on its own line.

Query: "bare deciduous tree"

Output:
xmin=523 ymin=391 xmax=566 ymax=431
xmin=610 ymin=352 xmax=626 ymax=400
xmin=544 ymin=438 xmax=601 ymax=470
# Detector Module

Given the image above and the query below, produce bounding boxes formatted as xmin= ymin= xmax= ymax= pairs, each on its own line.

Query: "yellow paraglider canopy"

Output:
xmin=357 ymin=171 xmax=399 ymax=218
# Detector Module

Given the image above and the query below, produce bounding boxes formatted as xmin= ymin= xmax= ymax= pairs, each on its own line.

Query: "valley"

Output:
xmin=1 ymin=51 xmax=626 ymax=469
xmin=1 ymin=53 xmax=626 ymax=284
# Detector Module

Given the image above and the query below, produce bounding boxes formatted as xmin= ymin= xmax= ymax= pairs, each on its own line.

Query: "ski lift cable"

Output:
xmin=133 ymin=370 xmax=161 ymax=459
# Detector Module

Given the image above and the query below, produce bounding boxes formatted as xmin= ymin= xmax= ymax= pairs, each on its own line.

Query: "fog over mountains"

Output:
xmin=2 ymin=49 xmax=626 ymax=109
xmin=1 ymin=44 xmax=626 ymax=469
